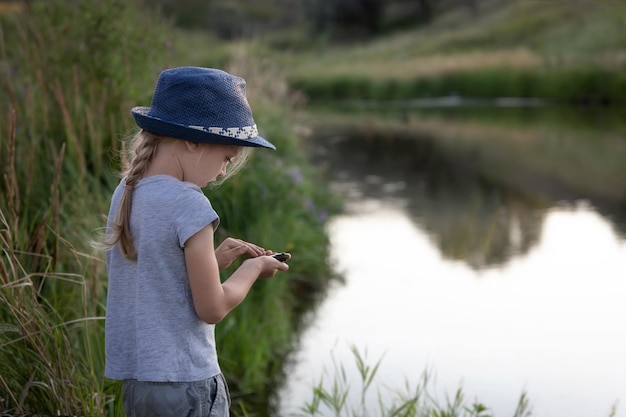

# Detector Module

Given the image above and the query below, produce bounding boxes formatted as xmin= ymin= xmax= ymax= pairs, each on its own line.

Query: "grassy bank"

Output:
xmin=0 ymin=1 xmax=337 ymax=415
xmin=289 ymin=66 xmax=626 ymax=105
xmin=272 ymin=0 xmax=626 ymax=105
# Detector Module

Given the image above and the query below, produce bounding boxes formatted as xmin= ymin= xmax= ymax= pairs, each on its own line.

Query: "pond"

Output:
xmin=277 ymin=105 xmax=626 ymax=417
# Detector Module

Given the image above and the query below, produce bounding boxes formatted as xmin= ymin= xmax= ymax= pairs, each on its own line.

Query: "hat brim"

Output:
xmin=132 ymin=107 xmax=276 ymax=150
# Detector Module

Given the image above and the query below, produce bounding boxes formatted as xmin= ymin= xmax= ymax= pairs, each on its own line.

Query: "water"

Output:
xmin=278 ymin=107 xmax=626 ymax=417
xmin=280 ymin=201 xmax=626 ymax=416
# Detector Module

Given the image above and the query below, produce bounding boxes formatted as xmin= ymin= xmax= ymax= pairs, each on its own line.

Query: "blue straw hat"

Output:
xmin=132 ymin=67 xmax=276 ymax=150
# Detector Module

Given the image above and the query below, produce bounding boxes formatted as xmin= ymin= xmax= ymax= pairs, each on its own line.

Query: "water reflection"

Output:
xmin=279 ymin=201 xmax=626 ymax=417
xmin=278 ymin=109 xmax=626 ymax=416
xmin=310 ymin=125 xmax=625 ymax=269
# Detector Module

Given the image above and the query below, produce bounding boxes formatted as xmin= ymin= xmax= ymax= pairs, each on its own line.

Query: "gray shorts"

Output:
xmin=122 ymin=373 xmax=231 ymax=417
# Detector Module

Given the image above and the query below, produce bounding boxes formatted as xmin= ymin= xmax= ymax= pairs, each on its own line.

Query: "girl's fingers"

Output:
xmin=221 ymin=237 xmax=266 ymax=257
xmin=237 ymin=240 xmax=265 ymax=256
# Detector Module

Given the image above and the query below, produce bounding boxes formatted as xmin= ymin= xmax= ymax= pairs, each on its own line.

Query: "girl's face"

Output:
xmin=185 ymin=144 xmax=240 ymax=187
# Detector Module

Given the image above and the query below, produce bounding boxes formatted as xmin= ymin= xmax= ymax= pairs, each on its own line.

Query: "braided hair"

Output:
xmin=107 ymin=130 xmax=163 ymax=260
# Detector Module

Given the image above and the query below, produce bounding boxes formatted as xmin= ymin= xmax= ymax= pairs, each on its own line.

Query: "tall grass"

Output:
xmin=0 ymin=0 xmax=171 ymax=261
xmin=298 ymin=345 xmax=532 ymax=417
xmin=1 ymin=1 xmax=339 ymax=416
xmin=0 ymin=2 xmax=170 ymax=413
xmin=0 ymin=117 xmax=111 ymax=415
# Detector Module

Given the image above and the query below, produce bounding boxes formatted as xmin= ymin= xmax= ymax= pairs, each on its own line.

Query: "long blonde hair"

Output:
xmin=104 ymin=130 xmax=252 ymax=260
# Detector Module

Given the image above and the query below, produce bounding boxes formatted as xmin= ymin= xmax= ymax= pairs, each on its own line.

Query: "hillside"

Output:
xmin=260 ymin=0 xmax=626 ymax=104
xmin=277 ymin=0 xmax=624 ymax=75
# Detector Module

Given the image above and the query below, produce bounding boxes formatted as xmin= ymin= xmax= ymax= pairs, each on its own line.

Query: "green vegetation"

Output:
xmin=0 ymin=1 xmax=337 ymax=415
xmin=274 ymin=0 xmax=626 ymax=105
xmin=0 ymin=0 xmax=165 ymax=410
xmin=2 ymin=0 xmax=624 ymax=415
xmin=290 ymin=67 xmax=626 ymax=105
xmin=299 ymin=345 xmax=531 ymax=417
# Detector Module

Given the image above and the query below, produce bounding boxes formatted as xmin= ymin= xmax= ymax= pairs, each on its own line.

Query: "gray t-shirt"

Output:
xmin=105 ymin=175 xmax=220 ymax=382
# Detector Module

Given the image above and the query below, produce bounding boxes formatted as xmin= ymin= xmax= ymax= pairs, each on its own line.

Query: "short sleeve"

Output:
xmin=173 ymin=186 xmax=220 ymax=248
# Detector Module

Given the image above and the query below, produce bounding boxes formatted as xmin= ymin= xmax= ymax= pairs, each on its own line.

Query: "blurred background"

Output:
xmin=1 ymin=0 xmax=625 ymax=416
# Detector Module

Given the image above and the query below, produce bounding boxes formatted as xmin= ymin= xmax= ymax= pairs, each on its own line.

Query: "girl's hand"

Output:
xmin=215 ymin=237 xmax=270 ymax=269
xmin=245 ymin=255 xmax=290 ymax=279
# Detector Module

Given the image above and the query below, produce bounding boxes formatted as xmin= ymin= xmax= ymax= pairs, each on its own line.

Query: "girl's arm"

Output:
xmin=184 ymin=224 xmax=289 ymax=324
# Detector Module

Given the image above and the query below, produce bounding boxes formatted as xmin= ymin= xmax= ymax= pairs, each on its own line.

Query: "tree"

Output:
xmin=307 ymin=0 xmax=384 ymax=37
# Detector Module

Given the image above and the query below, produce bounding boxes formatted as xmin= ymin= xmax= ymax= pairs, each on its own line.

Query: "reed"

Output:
xmin=299 ymin=345 xmax=532 ymax=417
xmin=0 ymin=119 xmax=110 ymax=415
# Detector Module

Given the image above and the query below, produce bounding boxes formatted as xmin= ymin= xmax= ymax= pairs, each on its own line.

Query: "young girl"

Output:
xmin=104 ymin=67 xmax=290 ymax=417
